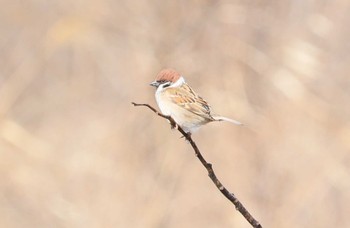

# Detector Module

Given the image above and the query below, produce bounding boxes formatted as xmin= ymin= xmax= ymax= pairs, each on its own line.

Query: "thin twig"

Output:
xmin=132 ymin=102 xmax=262 ymax=228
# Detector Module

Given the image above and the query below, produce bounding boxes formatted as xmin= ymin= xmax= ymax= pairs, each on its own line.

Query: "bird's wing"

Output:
xmin=164 ymin=83 xmax=213 ymax=119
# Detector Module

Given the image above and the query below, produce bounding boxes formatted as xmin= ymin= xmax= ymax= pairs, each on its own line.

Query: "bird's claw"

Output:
xmin=180 ymin=132 xmax=191 ymax=140
xmin=170 ymin=122 xmax=178 ymax=130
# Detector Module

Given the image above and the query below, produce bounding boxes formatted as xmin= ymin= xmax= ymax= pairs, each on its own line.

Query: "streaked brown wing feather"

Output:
xmin=165 ymin=84 xmax=213 ymax=119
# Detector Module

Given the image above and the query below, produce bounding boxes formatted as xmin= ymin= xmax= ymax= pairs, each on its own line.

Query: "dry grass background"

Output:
xmin=0 ymin=0 xmax=349 ymax=227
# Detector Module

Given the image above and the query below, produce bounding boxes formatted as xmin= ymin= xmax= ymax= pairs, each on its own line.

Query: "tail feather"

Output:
xmin=212 ymin=116 xmax=243 ymax=126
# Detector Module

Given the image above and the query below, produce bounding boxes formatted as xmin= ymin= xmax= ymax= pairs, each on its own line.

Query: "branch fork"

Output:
xmin=132 ymin=102 xmax=262 ymax=228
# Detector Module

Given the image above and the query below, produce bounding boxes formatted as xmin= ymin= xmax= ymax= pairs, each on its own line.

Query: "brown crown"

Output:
xmin=156 ymin=68 xmax=181 ymax=82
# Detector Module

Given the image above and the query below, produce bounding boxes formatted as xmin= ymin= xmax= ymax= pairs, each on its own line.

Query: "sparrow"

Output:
xmin=150 ymin=68 xmax=242 ymax=134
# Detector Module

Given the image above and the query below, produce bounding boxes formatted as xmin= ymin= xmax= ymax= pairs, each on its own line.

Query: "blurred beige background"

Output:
xmin=1 ymin=0 xmax=349 ymax=227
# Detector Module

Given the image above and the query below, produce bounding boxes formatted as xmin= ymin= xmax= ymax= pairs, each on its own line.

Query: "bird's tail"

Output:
xmin=212 ymin=116 xmax=243 ymax=126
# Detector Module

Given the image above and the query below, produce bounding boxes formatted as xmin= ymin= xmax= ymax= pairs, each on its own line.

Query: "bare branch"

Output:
xmin=132 ymin=102 xmax=262 ymax=228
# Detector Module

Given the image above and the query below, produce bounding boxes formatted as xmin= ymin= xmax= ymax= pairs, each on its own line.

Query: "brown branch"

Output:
xmin=132 ymin=102 xmax=262 ymax=228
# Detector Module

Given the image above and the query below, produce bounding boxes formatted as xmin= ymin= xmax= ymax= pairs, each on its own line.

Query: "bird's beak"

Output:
xmin=150 ymin=81 xmax=160 ymax=87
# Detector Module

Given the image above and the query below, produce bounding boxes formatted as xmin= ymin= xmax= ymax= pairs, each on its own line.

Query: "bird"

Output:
xmin=150 ymin=68 xmax=242 ymax=134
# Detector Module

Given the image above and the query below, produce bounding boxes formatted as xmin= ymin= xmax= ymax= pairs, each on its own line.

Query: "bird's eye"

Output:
xmin=162 ymin=82 xmax=171 ymax=88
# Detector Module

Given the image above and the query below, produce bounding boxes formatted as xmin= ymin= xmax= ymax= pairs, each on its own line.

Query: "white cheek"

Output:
xmin=155 ymin=85 xmax=170 ymax=115
xmin=155 ymin=84 xmax=164 ymax=96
